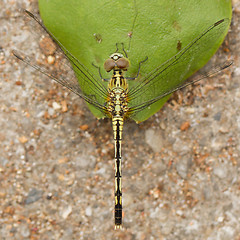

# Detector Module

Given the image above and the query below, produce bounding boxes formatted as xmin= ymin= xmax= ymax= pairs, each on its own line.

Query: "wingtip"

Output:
xmin=223 ymin=60 xmax=234 ymax=69
xmin=12 ymin=50 xmax=24 ymax=61
xmin=24 ymin=9 xmax=32 ymax=16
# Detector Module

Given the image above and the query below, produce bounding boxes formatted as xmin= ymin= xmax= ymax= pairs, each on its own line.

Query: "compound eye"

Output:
xmin=116 ymin=57 xmax=130 ymax=70
xmin=104 ymin=59 xmax=115 ymax=72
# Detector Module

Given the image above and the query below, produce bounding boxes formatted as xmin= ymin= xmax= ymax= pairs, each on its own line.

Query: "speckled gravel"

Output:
xmin=1 ymin=0 xmax=240 ymax=239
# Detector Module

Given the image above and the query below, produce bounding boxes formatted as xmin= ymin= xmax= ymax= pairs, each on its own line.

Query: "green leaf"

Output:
xmin=38 ymin=0 xmax=232 ymax=122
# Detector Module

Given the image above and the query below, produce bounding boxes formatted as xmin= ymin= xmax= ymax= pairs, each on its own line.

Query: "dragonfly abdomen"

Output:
xmin=112 ymin=116 xmax=123 ymax=228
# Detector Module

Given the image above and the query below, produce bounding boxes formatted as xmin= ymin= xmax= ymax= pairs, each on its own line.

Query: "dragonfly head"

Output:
xmin=104 ymin=53 xmax=130 ymax=72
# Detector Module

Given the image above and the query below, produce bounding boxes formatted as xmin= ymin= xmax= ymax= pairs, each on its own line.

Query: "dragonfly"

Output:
xmin=13 ymin=10 xmax=232 ymax=229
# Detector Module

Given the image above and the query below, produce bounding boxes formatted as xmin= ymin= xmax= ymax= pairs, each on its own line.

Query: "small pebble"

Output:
xmin=217 ymin=216 xmax=224 ymax=222
xmin=176 ymin=157 xmax=191 ymax=179
xmin=79 ymin=124 xmax=89 ymax=131
xmin=61 ymin=205 xmax=72 ymax=219
xmin=47 ymin=55 xmax=55 ymax=64
xmin=48 ymin=107 xmax=55 ymax=116
xmin=185 ymin=107 xmax=195 ymax=114
xmin=145 ymin=128 xmax=164 ymax=152
xmin=180 ymin=121 xmax=190 ymax=131
xmin=161 ymin=222 xmax=174 ymax=235
xmin=61 ymin=100 xmax=68 ymax=112
xmin=85 ymin=206 xmax=92 ymax=217
xmin=18 ymin=136 xmax=28 ymax=144
xmin=213 ymin=166 xmax=228 ymax=179
xmin=20 ymin=224 xmax=30 ymax=238
xmin=25 ymin=189 xmax=43 ymax=204
xmin=52 ymin=102 xmax=61 ymax=110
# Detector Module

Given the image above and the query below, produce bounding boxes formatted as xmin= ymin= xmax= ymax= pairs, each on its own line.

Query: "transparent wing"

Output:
xmin=127 ymin=60 xmax=232 ymax=116
xmin=127 ymin=18 xmax=230 ymax=117
xmin=13 ymin=50 xmax=109 ymax=114
xmin=13 ymin=10 xmax=109 ymax=116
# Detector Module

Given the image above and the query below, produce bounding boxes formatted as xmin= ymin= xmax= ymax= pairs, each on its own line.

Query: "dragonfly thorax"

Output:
xmin=107 ymin=67 xmax=129 ymax=118
xmin=107 ymin=73 xmax=129 ymax=117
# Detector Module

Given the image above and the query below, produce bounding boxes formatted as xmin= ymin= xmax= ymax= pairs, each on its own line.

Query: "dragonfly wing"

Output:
xmin=127 ymin=19 xmax=230 ymax=120
xmin=13 ymin=10 xmax=109 ymax=116
xmin=13 ymin=50 xmax=109 ymax=115
xmin=127 ymin=60 xmax=232 ymax=117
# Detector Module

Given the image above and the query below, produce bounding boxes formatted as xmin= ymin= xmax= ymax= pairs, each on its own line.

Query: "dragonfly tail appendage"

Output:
xmin=112 ymin=117 xmax=123 ymax=229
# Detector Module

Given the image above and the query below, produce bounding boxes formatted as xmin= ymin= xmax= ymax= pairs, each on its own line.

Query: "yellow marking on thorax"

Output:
xmin=108 ymin=70 xmax=128 ymax=91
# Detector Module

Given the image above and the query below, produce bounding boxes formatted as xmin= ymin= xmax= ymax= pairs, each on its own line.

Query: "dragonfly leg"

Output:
xmin=126 ymin=56 xmax=148 ymax=80
xmin=92 ymin=62 xmax=110 ymax=81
